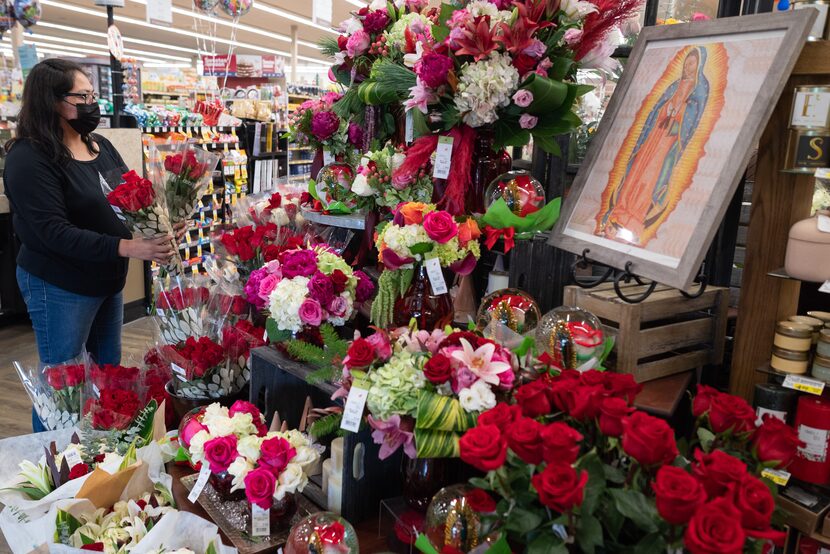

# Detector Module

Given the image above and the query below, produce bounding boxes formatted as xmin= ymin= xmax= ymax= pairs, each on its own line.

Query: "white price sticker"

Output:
xmin=171 ymin=363 xmax=188 ymax=381
xmin=405 ymin=110 xmax=414 ymax=144
xmin=761 ymin=468 xmax=791 ymax=486
xmin=188 ymin=466 xmax=211 ymax=503
xmin=323 ymin=149 xmax=334 ymax=166
xmin=424 ymin=257 xmax=448 ymax=295
xmin=433 ymin=136 xmax=454 ymax=179
xmin=818 ymin=214 xmax=830 ymax=233
xmin=251 ymin=503 xmax=270 ymax=536
xmin=63 ymin=448 xmax=83 ymax=469
xmin=156 ymin=308 xmax=164 ymax=317
xmin=340 ymin=385 xmax=369 ymax=433
xmin=783 ymin=374 xmax=825 ymax=395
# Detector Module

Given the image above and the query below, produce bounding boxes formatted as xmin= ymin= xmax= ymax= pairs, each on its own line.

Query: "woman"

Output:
xmin=4 ymin=59 xmax=175 ymax=430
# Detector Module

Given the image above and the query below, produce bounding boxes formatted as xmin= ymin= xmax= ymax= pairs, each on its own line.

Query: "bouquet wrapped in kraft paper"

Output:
xmin=14 ymin=353 xmax=91 ymax=431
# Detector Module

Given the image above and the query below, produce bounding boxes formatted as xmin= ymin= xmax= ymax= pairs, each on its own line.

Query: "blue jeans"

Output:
xmin=16 ymin=266 xmax=123 ymax=431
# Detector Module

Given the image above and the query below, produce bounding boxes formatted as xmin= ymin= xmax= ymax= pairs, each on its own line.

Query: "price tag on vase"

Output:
xmin=783 ymin=374 xmax=826 ymax=395
xmin=188 ymin=466 xmax=211 ymax=503
xmin=433 ymin=136 xmax=454 ymax=179
xmin=818 ymin=214 xmax=830 ymax=233
xmin=340 ymin=373 xmax=369 ymax=433
xmin=425 ymin=256 xmax=448 ymax=295
xmin=251 ymin=503 xmax=270 ymax=536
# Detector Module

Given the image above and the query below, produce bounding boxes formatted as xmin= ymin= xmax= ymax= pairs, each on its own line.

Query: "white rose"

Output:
xmin=341 ymin=16 xmax=363 ymax=35
xmin=237 ymin=435 xmax=263 ymax=462
xmin=291 ymin=446 xmax=320 ymax=469
xmin=270 ymin=207 xmax=290 ymax=227
xmin=189 ymin=430 xmax=211 ymax=463
xmin=206 ymin=417 xmax=236 ymax=438
xmin=458 ymin=387 xmax=482 ymax=412
xmin=391 ymin=152 xmax=406 ymax=172
xmin=275 ymin=463 xmax=307 ymax=500
xmin=351 ymin=173 xmax=373 ymax=197
xmin=230 ymin=413 xmax=257 ymax=437
xmin=201 ymin=404 xmax=230 ymax=428
xmin=282 ymin=429 xmax=310 ymax=449
xmin=472 ymin=379 xmax=497 ymax=411
xmin=227 ymin=456 xmax=254 ymax=492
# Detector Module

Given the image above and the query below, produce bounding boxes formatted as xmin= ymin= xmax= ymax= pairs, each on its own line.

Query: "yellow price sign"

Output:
xmin=783 ymin=375 xmax=825 ymax=396
xmin=761 ymin=468 xmax=791 ymax=486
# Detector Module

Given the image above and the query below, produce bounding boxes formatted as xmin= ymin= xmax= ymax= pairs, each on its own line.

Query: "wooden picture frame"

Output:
xmin=549 ymin=11 xmax=817 ymax=290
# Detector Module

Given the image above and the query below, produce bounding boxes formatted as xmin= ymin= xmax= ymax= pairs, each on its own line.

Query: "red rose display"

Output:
xmin=244 ymin=466 xmax=277 ymax=510
xmin=730 ymin=473 xmax=774 ymax=530
xmin=621 ymin=411 xmax=678 ymax=467
xmin=203 ymin=435 xmax=239 ymax=473
xmin=514 ymin=379 xmax=552 ymax=418
xmin=423 ymin=354 xmax=453 ymax=384
xmin=259 ymin=436 xmax=297 ymax=477
xmin=601 ymin=372 xmax=642 ymax=404
xmin=562 ymin=384 xmax=603 ymax=420
xmin=692 ymin=449 xmax=747 ymax=498
xmin=692 ymin=384 xmax=719 ymax=417
xmin=598 ymin=396 xmax=634 ymax=437
xmin=477 ymin=403 xmax=522 ymax=431
xmin=540 ymin=422 xmax=583 ymax=465
xmin=531 ymin=462 xmax=588 ymax=513
xmin=459 ymin=424 xmax=508 ymax=472
xmin=752 ymin=414 xmax=803 ymax=468
xmin=507 ymin=417 xmax=545 ymax=465
xmin=652 ymin=465 xmax=706 ymax=525
xmin=684 ymin=497 xmax=745 ymax=554
xmin=708 ymin=392 xmax=756 ymax=434
xmin=345 ymin=338 xmax=376 ymax=369
xmin=465 ymin=488 xmax=496 ymax=513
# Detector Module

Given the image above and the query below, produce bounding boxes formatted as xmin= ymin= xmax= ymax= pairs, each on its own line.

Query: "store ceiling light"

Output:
xmin=38 ymin=21 xmax=201 ymax=54
xmin=29 ymin=32 xmax=192 ymax=62
xmin=344 ymin=0 xmax=367 ymax=6
xmin=41 ymin=0 xmax=328 ymax=63
xmin=23 ymin=39 xmax=174 ymax=64
xmin=252 ymin=4 xmax=336 ymax=35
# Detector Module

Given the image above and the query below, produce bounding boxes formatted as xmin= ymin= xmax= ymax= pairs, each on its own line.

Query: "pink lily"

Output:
xmin=450 ymin=338 xmax=511 ymax=386
xmin=368 ymin=415 xmax=416 ymax=459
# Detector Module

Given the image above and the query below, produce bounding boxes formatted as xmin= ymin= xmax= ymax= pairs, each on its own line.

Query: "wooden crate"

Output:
xmin=563 ymin=283 xmax=729 ymax=382
xmin=249 ymin=347 xmax=403 ymax=523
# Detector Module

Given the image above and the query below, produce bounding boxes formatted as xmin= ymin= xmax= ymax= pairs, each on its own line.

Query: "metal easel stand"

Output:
xmin=569 ymin=249 xmax=708 ymax=304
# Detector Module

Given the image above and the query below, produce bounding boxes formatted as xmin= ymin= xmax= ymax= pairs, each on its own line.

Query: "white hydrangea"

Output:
xmin=237 ymin=435 xmax=264 ymax=462
xmin=455 ymin=52 xmax=520 ymax=128
xmin=268 ymin=276 xmax=311 ymax=333
xmin=381 ymin=223 xmax=431 ymax=262
xmin=384 ymin=13 xmax=431 ymax=49
xmin=459 ymin=379 xmax=498 ymax=413
xmin=466 ymin=1 xmax=513 ymax=26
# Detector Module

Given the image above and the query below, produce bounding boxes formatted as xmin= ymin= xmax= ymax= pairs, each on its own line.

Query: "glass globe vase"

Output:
xmin=485 ymin=170 xmax=546 ymax=217
xmin=425 ymin=485 xmax=485 ymax=552
xmin=314 ymin=163 xmax=356 ymax=210
xmin=535 ymin=306 xmax=605 ymax=371
xmin=285 ymin=511 xmax=359 ymax=553
xmin=476 ymin=288 xmax=541 ymax=335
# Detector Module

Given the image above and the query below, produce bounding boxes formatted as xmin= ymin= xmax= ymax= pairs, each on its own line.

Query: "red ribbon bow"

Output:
xmin=484 ymin=226 xmax=515 ymax=252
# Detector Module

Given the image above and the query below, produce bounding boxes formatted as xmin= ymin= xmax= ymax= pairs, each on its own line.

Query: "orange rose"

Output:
xmin=400 ymin=202 xmax=428 ymax=225
xmin=457 ymin=218 xmax=481 ymax=245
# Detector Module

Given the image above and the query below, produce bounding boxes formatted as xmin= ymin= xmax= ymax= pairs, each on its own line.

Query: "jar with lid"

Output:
xmin=813 ymin=353 xmax=830 ymax=382
xmin=771 ymin=346 xmax=810 ymax=374
xmin=789 ymin=315 xmax=825 ymax=344
xmin=818 ymin=328 xmax=830 ymax=358
xmin=808 ymin=311 xmax=830 ymax=327
xmin=774 ymin=321 xmax=814 ymax=352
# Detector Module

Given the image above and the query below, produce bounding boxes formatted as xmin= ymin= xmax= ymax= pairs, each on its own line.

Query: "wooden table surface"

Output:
xmin=167 ymin=464 xmax=390 ymax=553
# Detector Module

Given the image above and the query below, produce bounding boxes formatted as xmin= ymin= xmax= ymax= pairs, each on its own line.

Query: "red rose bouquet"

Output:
xmin=82 ymin=363 xmax=148 ymax=431
xmin=221 ymin=319 xmax=267 ymax=387
xmin=161 ymin=335 xmax=241 ymax=400
xmin=153 ymin=273 xmax=211 ymax=345
xmin=14 ymin=353 xmax=90 ymax=430
xmin=455 ymin=371 xmax=793 ymax=553
xmin=151 ymin=142 xmax=220 ymax=228
xmin=214 ymin=222 xmax=297 ymax=279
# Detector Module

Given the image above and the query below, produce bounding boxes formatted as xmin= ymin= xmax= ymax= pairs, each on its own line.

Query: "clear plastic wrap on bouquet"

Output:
xmin=203 ymin=258 xmax=252 ymax=327
xmin=220 ymin=318 xmax=268 ymax=389
xmin=82 ymin=361 xmax=149 ymax=432
xmin=153 ymin=272 xmax=211 ymax=345
xmin=13 ymin=353 xmax=91 ymax=431
xmin=231 ymin=183 xmax=307 ymax=228
xmin=149 ymin=142 xmax=220 ymax=228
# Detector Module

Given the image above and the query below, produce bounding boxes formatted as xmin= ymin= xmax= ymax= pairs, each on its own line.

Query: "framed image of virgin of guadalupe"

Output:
xmin=550 ymin=11 xmax=817 ymax=290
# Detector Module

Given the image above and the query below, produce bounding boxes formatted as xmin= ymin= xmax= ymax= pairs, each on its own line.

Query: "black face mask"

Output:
xmin=66 ymin=102 xmax=101 ymax=135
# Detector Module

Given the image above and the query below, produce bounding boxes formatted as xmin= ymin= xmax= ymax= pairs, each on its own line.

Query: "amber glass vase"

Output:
xmin=393 ymin=264 xmax=454 ymax=331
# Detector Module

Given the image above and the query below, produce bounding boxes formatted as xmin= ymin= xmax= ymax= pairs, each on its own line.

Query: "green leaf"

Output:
xmin=602 ymin=463 xmax=626 ymax=484
xmin=266 ymin=318 xmax=293 ymax=343
xmin=576 ymin=514 xmax=603 ymax=554
xmin=206 ymin=543 xmax=218 ymax=554
xmin=527 ymin=531 xmax=568 ymax=554
xmin=697 ymin=427 xmax=716 ymax=452
xmin=533 ymin=134 xmax=562 ymax=156
xmin=480 ymin=197 xmax=561 ymax=234
xmin=549 ymin=57 xmax=575 ymax=81
xmin=469 ymin=477 xmax=492 ymax=491
xmin=414 ymin=428 xmax=460 ymax=458
xmin=309 ymin=412 xmax=344 ymax=439
xmin=431 ymin=3 xmax=458 ymax=43
xmin=505 ymin=506 xmax=543 ymax=534
xmin=578 ymin=452 xmax=606 ymax=516
xmin=523 ymin=74 xmax=569 ymax=115
xmin=308 ymin=179 xmax=320 ymax=201
xmin=635 ymin=532 xmax=668 ymax=554
xmin=609 ymin=489 xmax=659 ymax=533
xmin=414 ymin=533 xmax=440 ymax=554
xmin=415 ymin=390 xmax=477 ymax=431
xmin=80 ymin=533 xmax=95 ymax=545
xmin=409 ymin=242 xmax=435 ymax=255
xmin=4 ymin=486 xmax=47 ymax=501
xmin=601 ymin=498 xmax=625 ymax=541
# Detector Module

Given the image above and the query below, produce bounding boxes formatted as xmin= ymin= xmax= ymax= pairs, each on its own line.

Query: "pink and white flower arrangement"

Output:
xmin=285 ymin=92 xmax=351 ymax=157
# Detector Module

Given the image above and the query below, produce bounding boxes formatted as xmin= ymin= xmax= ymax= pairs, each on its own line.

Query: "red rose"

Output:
xmin=477 ymin=403 xmax=521 ymax=431
xmin=80 ymin=544 xmax=104 ymax=552
xmin=531 ymin=462 xmax=588 ymax=513
xmin=621 ymin=411 xmax=678 ymax=467
xmin=752 ymin=414 xmax=803 ymax=469
xmin=562 ymin=385 xmax=603 ymax=420
xmin=423 ymin=354 xmax=453 ymax=384
xmin=692 ymin=449 xmax=747 ymax=498
xmin=68 ymin=463 xmax=90 ymax=480
xmin=45 ymin=367 xmax=65 ymax=389
xmin=244 ymin=466 xmax=277 ymax=510
xmin=422 ymin=210 xmax=459 ymax=244
xmin=512 ymin=51 xmax=537 ymax=77
xmin=337 ymin=35 xmax=348 ymax=50
xmin=259 ymin=436 xmax=296 ymax=477
xmin=602 ymin=372 xmax=642 ymax=404
xmin=730 ymin=473 xmax=774 ymax=530
xmin=598 ymin=396 xmax=634 ymax=437
xmin=459 ymin=424 xmax=508 ymax=472
xmin=692 ymin=384 xmax=719 ymax=417
xmin=514 ymin=379 xmax=552 ymax=418
xmin=330 ymin=269 xmax=348 ymax=293
xmin=345 ymin=338 xmax=376 ymax=369
xmin=64 ymin=365 xmax=85 ymax=387
xmin=547 ymin=378 xmax=573 ymax=412
xmin=540 ymin=422 xmax=583 ymax=465
xmin=708 ymin=392 xmax=756 ymax=434
xmin=507 ymin=417 xmax=545 ymax=465
xmin=465 ymin=488 xmax=496 ymax=513
xmin=684 ymin=498 xmax=745 ymax=554
xmin=652 ymin=465 xmax=706 ymax=525
xmin=203 ymin=435 xmax=238 ymax=473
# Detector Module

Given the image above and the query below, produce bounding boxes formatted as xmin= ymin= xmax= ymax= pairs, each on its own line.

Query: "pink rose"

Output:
xmin=498 ymin=366 xmax=515 ymax=390
xmin=258 ymin=273 xmax=280 ymax=301
xmin=564 ymin=29 xmax=583 ymax=47
xmin=179 ymin=417 xmax=207 ymax=448
xmin=405 ymin=0 xmax=428 ymax=10
xmin=259 ymin=436 xmax=296 ymax=477
xmin=452 ymin=366 xmax=478 ymax=394
xmin=367 ymin=331 xmax=392 ymax=360
xmin=203 ymin=435 xmax=238 ymax=473
xmin=520 ymin=114 xmax=538 ymax=130
xmin=328 ymin=295 xmax=349 ymax=319
xmin=244 ymin=467 xmax=276 ymax=510
xmin=346 ymin=29 xmax=370 ymax=57
xmin=423 ymin=211 xmax=458 ymax=244
xmin=229 ymin=400 xmax=267 ymax=436
xmin=523 ymin=39 xmax=547 ymax=59
xmin=512 ymin=89 xmax=534 ymax=108
xmin=299 ymin=298 xmax=323 ymax=327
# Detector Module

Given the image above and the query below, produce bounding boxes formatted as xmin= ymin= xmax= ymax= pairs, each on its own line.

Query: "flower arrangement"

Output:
xmin=10 ymin=439 xmax=92 ymax=500
xmin=258 ymin=245 xmax=375 ymax=340
xmin=456 ymin=370 xmax=799 ymax=553
xmin=371 ymin=202 xmax=480 ymax=327
xmin=285 ymin=92 xmax=353 ymax=158
xmin=217 ymin=223 xmax=301 ymax=279
xmin=162 ymin=335 xmax=244 ymax=400
xmin=14 ymin=354 xmax=89 ymax=430
xmin=154 ymin=274 xmax=211 ymax=345
xmin=337 ymin=327 xmax=516 ymax=459
xmin=232 ymin=187 xmax=307 ymax=228
xmin=155 ymin=143 xmax=219 ymax=227
xmin=350 ymin=143 xmax=433 ymax=209
xmin=83 ymin=363 xmax=146 ymax=431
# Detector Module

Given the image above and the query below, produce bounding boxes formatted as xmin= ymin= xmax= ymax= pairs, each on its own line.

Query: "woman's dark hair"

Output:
xmin=7 ymin=58 xmax=98 ymax=162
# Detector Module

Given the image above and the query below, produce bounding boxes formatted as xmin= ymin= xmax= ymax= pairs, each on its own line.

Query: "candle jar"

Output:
xmin=770 ymin=346 xmax=810 ymax=374
xmin=753 ymin=383 xmax=798 ymax=425
xmin=789 ymin=315 xmax=824 ymax=344
xmin=808 ymin=311 xmax=830 ymax=327
xmin=813 ymin=354 xmax=830 ymax=382
xmin=773 ymin=321 xmax=813 ymax=351
xmin=790 ymin=395 xmax=830 ymax=485
xmin=818 ymin=329 xmax=830 ymax=358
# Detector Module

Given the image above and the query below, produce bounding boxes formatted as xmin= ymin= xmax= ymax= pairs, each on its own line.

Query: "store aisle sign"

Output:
xmin=202 ymin=54 xmax=285 ymax=78
xmin=313 ymin=0 xmax=332 ymax=27
xmin=94 ymin=0 xmax=124 ymax=6
xmin=146 ymin=0 xmax=172 ymax=27
xmin=107 ymin=24 xmax=124 ymax=60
